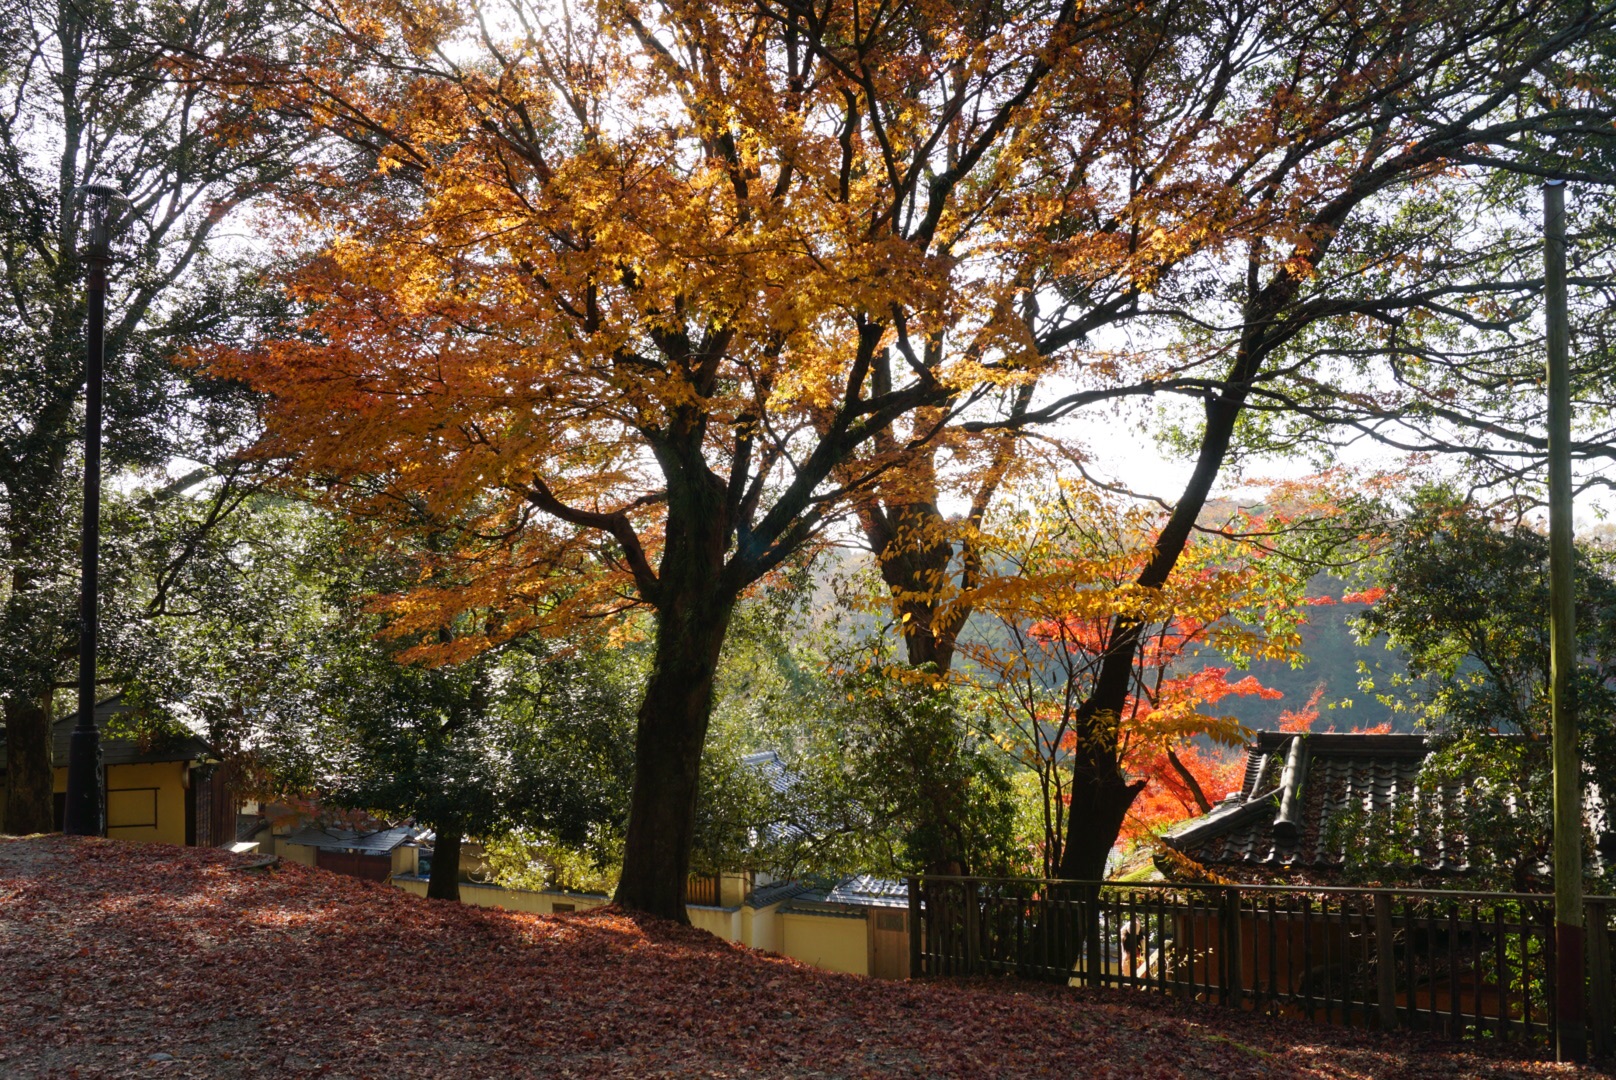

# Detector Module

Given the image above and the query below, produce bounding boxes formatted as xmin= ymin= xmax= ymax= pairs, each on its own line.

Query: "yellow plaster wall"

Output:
xmin=52 ymin=761 xmax=187 ymax=846
xmin=741 ymin=903 xmax=783 ymax=954
xmin=391 ymin=845 xmax=418 ymax=877
xmin=718 ymin=872 xmax=751 ymax=908
xmin=687 ymin=904 xmax=741 ymax=942
xmin=278 ymin=841 xmax=317 ymax=867
xmin=781 ymin=912 xmax=869 ymax=976
xmin=391 ymin=876 xmax=610 ymax=915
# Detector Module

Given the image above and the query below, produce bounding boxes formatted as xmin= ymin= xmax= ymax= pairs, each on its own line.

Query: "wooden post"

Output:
xmin=1588 ymin=897 xmax=1611 ymax=1057
xmin=963 ymin=879 xmax=981 ymax=974
xmin=1085 ymin=884 xmax=1103 ymax=987
xmin=1545 ymin=178 xmax=1586 ymax=1063
xmin=1376 ymin=892 xmax=1398 ymax=1032
xmin=1225 ymin=886 xmax=1244 ymax=1008
xmin=907 ymin=876 xmax=923 ymax=979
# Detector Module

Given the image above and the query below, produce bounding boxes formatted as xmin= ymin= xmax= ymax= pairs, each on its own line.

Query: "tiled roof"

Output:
xmin=744 ymin=879 xmax=811 ymax=908
xmin=740 ymin=750 xmax=816 ymax=846
xmin=742 ymin=751 xmax=795 ymax=797
xmin=283 ymin=825 xmax=419 ymax=855
xmin=779 ymin=875 xmax=909 ymax=912
xmin=824 ymin=875 xmax=908 ymax=909
xmin=0 ymin=697 xmax=215 ymax=771
xmin=1163 ymin=732 xmax=1476 ymax=881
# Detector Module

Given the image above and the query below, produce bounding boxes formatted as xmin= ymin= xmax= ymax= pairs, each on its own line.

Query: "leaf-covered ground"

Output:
xmin=0 ymin=837 xmax=1603 ymax=1078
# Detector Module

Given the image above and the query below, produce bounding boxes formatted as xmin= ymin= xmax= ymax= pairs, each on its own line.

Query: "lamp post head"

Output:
xmin=76 ymin=184 xmax=128 ymax=261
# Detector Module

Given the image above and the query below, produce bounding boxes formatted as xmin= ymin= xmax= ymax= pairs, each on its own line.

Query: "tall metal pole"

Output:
xmin=1544 ymin=178 xmax=1585 ymax=1063
xmin=62 ymin=186 xmax=122 ymax=838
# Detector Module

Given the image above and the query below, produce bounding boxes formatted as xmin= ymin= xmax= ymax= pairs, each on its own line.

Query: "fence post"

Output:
xmin=963 ymin=878 xmax=981 ymax=974
xmin=1588 ymin=896 xmax=1611 ymax=1057
xmin=1228 ymin=892 xmax=1241 ymax=1008
xmin=1375 ymin=892 xmax=1398 ymax=1032
xmin=907 ymin=876 xmax=923 ymax=979
xmin=1085 ymin=884 xmax=1103 ymax=987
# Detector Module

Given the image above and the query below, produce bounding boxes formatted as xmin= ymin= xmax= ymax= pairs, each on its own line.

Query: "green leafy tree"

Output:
xmin=0 ymin=0 xmax=300 ymax=829
xmin=1337 ymin=490 xmax=1616 ymax=888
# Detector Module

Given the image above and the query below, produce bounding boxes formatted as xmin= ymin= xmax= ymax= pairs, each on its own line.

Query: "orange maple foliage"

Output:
xmin=197 ymin=0 xmax=1359 ymax=916
xmin=966 ymin=481 xmax=1310 ymax=875
xmin=1278 ymin=686 xmax=1391 ymax=736
xmin=1122 ymin=744 xmax=1245 ymax=843
xmin=190 ymin=0 xmax=1555 ymax=911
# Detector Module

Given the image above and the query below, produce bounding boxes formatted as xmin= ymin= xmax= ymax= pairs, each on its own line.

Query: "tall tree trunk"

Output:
xmin=1057 ymin=289 xmax=1278 ymax=878
xmin=614 ymin=584 xmax=734 ymax=921
xmin=427 ymin=826 xmax=462 ymax=901
xmin=1059 ymin=749 xmax=1147 ymax=880
xmin=3 ymin=692 xmax=55 ymax=834
xmin=867 ymin=498 xmax=961 ymax=671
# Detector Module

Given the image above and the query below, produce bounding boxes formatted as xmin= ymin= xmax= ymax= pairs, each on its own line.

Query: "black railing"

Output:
xmin=907 ymin=876 xmax=1616 ymax=1055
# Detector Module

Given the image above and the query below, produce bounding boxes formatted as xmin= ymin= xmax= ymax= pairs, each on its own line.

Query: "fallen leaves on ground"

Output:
xmin=0 ymin=836 xmax=1600 ymax=1078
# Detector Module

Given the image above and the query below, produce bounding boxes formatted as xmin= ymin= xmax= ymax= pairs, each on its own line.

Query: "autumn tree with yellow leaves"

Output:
xmin=847 ymin=0 xmax=1616 ymax=883
xmin=203 ymin=0 xmax=1616 ymax=915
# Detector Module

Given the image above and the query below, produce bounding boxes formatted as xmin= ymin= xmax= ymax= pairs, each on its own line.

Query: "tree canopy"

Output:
xmin=183 ymin=0 xmax=1616 ymax=915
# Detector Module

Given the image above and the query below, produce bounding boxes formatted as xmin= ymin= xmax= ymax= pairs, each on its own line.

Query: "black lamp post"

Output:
xmin=62 ymin=183 xmax=127 ymax=838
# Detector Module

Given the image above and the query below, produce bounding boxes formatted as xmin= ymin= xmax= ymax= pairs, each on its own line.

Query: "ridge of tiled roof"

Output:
xmin=1164 ymin=788 xmax=1280 ymax=849
xmin=744 ymin=879 xmax=811 ymax=908
xmin=1163 ymin=731 xmax=1499 ymax=882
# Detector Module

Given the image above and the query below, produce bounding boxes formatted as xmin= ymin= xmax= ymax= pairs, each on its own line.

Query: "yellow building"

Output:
xmin=672 ymin=752 xmax=915 ymax=978
xmin=689 ymin=874 xmax=912 ymax=979
xmin=392 ymin=870 xmax=914 ymax=979
xmin=0 ymin=698 xmax=234 ymax=846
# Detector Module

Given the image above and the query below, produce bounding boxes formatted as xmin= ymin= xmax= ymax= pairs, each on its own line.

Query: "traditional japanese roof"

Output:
xmin=742 ymin=751 xmax=795 ymax=796
xmin=0 ymin=697 xmax=214 ymax=771
xmin=1161 ymin=731 xmax=1474 ymax=881
xmin=824 ymin=875 xmax=908 ymax=909
xmin=743 ymin=878 xmax=812 ymax=908
xmin=282 ymin=825 xmax=420 ymax=855
xmin=740 ymin=749 xmax=816 ymax=847
xmin=783 ymin=875 xmax=909 ymax=913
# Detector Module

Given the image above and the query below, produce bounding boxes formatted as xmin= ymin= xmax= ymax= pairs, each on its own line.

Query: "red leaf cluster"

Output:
xmin=0 ymin=837 xmax=1588 ymax=1078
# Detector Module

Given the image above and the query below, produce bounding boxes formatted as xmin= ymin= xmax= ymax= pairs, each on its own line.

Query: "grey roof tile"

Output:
xmin=283 ymin=825 xmax=419 ymax=855
xmin=824 ymin=874 xmax=908 ymax=908
xmin=744 ymin=879 xmax=811 ymax=908
xmin=0 ymin=697 xmax=214 ymax=771
xmin=1165 ymin=731 xmax=1487 ymax=881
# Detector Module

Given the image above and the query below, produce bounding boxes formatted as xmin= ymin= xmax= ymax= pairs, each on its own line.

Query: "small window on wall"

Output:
xmin=106 ymin=788 xmax=158 ymax=830
xmin=876 ymin=912 xmax=906 ymax=933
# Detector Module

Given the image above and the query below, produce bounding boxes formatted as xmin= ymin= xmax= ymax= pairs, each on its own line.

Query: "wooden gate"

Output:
xmin=869 ymin=909 xmax=910 ymax=979
xmin=316 ymin=848 xmax=391 ymax=881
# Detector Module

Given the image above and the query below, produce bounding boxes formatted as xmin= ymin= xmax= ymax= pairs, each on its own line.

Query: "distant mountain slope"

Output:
xmin=1196 ymin=574 xmax=1413 ymax=734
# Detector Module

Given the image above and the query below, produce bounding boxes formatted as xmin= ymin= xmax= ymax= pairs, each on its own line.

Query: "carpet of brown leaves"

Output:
xmin=0 ymin=836 xmax=1604 ymax=1078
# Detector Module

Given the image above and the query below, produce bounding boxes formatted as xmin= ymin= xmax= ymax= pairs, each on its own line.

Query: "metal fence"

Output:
xmin=907 ymin=876 xmax=1616 ymax=1055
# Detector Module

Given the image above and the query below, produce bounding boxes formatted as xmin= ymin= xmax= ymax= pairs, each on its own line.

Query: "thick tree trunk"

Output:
xmin=1058 ymin=392 xmax=1251 ymax=880
xmin=3 ymin=693 xmax=55 ymax=834
xmin=1057 ymin=750 xmax=1146 ymax=880
xmin=614 ymin=586 xmax=734 ymax=921
xmin=427 ymin=826 xmax=461 ymax=901
xmin=872 ymin=501 xmax=959 ymax=671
